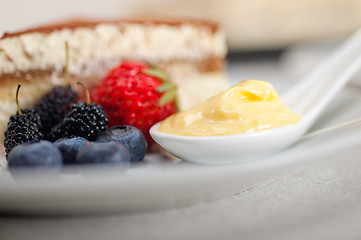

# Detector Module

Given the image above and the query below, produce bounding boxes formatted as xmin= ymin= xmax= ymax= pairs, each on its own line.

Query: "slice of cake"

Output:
xmin=0 ymin=18 xmax=228 ymax=142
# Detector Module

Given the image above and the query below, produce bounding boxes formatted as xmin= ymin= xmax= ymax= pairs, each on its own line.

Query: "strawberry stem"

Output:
xmin=16 ymin=85 xmax=22 ymax=115
xmin=77 ymin=82 xmax=90 ymax=105
xmin=64 ymin=41 xmax=69 ymax=85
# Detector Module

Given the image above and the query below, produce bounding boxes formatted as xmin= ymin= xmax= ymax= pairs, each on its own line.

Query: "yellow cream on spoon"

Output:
xmin=159 ymin=80 xmax=301 ymax=136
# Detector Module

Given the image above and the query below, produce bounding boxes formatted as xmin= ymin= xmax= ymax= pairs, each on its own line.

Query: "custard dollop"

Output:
xmin=158 ymin=80 xmax=302 ymax=136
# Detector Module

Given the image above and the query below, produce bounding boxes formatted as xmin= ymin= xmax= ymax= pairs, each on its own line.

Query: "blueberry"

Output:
xmin=96 ymin=126 xmax=147 ymax=163
xmin=75 ymin=142 xmax=131 ymax=170
xmin=54 ymin=136 xmax=88 ymax=164
xmin=8 ymin=141 xmax=62 ymax=173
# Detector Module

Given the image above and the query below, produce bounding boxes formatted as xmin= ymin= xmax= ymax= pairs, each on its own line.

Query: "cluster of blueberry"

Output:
xmin=7 ymin=125 xmax=147 ymax=174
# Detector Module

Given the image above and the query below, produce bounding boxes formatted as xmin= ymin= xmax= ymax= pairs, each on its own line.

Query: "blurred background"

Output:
xmin=1 ymin=0 xmax=361 ymax=86
xmin=1 ymin=0 xmax=361 ymax=51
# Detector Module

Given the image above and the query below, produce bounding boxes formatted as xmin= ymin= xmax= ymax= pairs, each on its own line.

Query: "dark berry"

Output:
xmin=50 ymin=102 xmax=108 ymax=141
xmin=36 ymin=85 xmax=78 ymax=139
xmin=49 ymin=82 xmax=108 ymax=141
xmin=54 ymin=136 xmax=88 ymax=164
xmin=4 ymin=108 xmax=43 ymax=159
xmin=8 ymin=141 xmax=62 ymax=173
xmin=96 ymin=125 xmax=147 ymax=163
xmin=75 ymin=142 xmax=130 ymax=170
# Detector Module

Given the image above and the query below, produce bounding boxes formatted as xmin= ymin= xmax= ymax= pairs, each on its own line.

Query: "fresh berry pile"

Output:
xmin=3 ymin=45 xmax=160 ymax=174
xmin=4 ymin=80 xmax=147 ymax=175
xmin=3 ymin=60 xmax=178 ymax=174
xmin=7 ymin=125 xmax=147 ymax=175
xmin=91 ymin=61 xmax=177 ymax=144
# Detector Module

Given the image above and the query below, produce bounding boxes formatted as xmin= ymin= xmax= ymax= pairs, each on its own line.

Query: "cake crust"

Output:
xmin=1 ymin=18 xmax=220 ymax=39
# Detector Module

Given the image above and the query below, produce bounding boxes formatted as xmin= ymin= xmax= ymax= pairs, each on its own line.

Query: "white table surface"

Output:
xmin=2 ymin=46 xmax=361 ymax=240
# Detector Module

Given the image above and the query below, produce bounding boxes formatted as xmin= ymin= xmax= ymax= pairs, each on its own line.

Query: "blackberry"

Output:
xmin=35 ymin=42 xmax=78 ymax=139
xmin=4 ymin=86 xmax=43 ymax=159
xmin=49 ymin=82 xmax=108 ymax=141
xmin=36 ymin=85 xmax=77 ymax=139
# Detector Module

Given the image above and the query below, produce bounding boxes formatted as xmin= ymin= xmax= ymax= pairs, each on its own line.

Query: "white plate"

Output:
xmin=1 ymin=59 xmax=361 ymax=215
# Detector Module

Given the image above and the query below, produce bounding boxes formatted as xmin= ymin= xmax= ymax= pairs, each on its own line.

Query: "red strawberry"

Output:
xmin=91 ymin=61 xmax=177 ymax=144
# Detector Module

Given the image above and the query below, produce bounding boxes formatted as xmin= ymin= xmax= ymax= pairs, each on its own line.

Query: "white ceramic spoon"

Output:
xmin=150 ymin=28 xmax=361 ymax=164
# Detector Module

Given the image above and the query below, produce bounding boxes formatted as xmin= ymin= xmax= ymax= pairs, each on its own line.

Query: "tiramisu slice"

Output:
xmin=0 ymin=19 xmax=228 ymax=142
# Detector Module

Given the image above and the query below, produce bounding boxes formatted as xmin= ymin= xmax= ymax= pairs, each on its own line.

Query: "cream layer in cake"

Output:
xmin=0 ymin=19 xmax=228 ymax=142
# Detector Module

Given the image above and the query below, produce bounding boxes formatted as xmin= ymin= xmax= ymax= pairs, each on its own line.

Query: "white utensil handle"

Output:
xmin=284 ymin=27 xmax=361 ymax=121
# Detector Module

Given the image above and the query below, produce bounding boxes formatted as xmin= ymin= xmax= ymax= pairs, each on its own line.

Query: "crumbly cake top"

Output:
xmin=0 ymin=18 xmax=226 ymax=76
xmin=1 ymin=18 xmax=220 ymax=39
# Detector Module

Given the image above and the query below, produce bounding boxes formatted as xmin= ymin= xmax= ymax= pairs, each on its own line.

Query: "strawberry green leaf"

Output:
xmin=174 ymin=95 xmax=180 ymax=112
xmin=156 ymin=82 xmax=175 ymax=93
xmin=142 ymin=68 xmax=168 ymax=81
xmin=158 ymin=89 xmax=177 ymax=106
